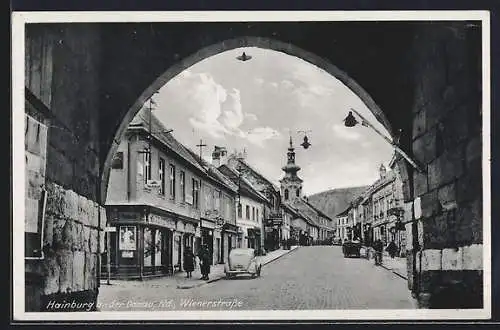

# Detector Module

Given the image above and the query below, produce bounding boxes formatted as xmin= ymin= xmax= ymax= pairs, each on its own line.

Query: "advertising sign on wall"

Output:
xmin=119 ymin=226 xmax=137 ymax=251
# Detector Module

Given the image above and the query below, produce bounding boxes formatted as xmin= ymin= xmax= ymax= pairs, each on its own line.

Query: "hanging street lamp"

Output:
xmin=343 ymin=108 xmax=425 ymax=173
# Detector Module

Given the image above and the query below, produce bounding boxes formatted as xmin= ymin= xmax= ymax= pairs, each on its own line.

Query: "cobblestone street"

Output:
xmin=98 ymin=246 xmax=416 ymax=311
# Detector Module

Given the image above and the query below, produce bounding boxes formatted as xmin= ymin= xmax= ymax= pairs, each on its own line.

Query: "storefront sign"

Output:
xmin=149 ymin=214 xmax=176 ymax=229
xmin=119 ymin=226 xmax=136 ymax=251
xmin=117 ymin=211 xmax=140 ymax=222
xmin=121 ymin=251 xmax=134 ymax=258
xmin=201 ymin=219 xmax=215 ymax=229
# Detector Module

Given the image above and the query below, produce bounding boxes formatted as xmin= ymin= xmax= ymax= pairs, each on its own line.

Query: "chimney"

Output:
xmin=379 ymin=164 xmax=387 ymax=180
xmin=211 ymin=146 xmax=227 ymax=167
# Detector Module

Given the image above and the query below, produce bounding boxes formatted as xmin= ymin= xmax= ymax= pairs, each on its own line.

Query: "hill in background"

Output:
xmin=307 ymin=186 xmax=370 ymax=220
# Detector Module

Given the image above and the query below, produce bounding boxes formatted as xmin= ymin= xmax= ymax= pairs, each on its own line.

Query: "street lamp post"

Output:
xmin=343 ymin=108 xmax=425 ymax=173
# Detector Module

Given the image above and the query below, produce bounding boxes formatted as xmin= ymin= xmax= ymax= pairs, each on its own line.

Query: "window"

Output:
xmin=215 ymin=190 xmax=221 ymax=210
xmin=284 ymin=189 xmax=289 ymax=200
xmin=144 ymin=152 xmax=151 ymax=184
xmin=192 ymin=179 xmax=199 ymax=208
xmin=252 ymin=207 xmax=255 ymax=220
xmin=159 ymin=158 xmax=165 ymax=195
xmin=296 ymin=189 xmax=300 ymax=197
xmin=180 ymin=171 xmax=186 ymax=202
xmin=246 ymin=205 xmax=250 ymax=220
xmin=111 ymin=152 xmax=124 ymax=169
xmin=169 ymin=164 xmax=176 ymax=198
xmin=256 ymin=208 xmax=259 ymax=222
xmin=238 ymin=203 xmax=242 ymax=218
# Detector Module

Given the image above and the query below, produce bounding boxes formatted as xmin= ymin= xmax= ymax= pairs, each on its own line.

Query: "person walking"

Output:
xmin=198 ymin=244 xmax=211 ymax=280
xmin=386 ymin=240 xmax=398 ymax=259
xmin=183 ymin=246 xmax=195 ymax=278
xmin=373 ymin=239 xmax=384 ymax=265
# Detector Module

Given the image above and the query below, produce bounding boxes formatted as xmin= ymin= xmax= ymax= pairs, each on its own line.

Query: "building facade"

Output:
xmin=104 ymin=109 xmax=237 ymax=279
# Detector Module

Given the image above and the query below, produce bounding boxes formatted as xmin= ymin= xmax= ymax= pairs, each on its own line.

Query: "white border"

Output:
xmin=12 ymin=10 xmax=491 ymax=321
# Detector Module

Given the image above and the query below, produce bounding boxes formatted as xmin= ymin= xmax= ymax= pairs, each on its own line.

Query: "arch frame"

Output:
xmin=101 ymin=36 xmax=394 ymax=202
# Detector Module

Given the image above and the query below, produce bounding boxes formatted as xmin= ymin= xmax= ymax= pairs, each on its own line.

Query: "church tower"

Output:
xmin=279 ymin=136 xmax=303 ymax=203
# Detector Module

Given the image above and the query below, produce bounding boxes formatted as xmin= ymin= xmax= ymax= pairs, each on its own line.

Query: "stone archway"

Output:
xmin=101 ymin=36 xmax=394 ymax=203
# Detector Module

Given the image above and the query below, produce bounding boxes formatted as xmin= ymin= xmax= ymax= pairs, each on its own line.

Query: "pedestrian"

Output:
xmin=386 ymin=240 xmax=398 ymax=259
xmin=373 ymin=239 xmax=384 ymax=265
xmin=183 ymin=246 xmax=195 ymax=278
xmin=198 ymin=244 xmax=211 ymax=280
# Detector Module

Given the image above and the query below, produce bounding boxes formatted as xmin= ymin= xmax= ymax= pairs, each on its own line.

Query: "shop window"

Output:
xmin=155 ymin=229 xmax=162 ymax=267
xmin=144 ymin=228 xmax=153 ymax=267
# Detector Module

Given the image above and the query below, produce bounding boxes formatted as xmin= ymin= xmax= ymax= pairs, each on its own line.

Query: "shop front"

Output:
xmin=103 ymin=206 xmax=176 ymax=279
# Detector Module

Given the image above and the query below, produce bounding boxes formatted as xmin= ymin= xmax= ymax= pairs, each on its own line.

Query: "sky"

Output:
xmin=149 ymin=47 xmax=394 ymax=196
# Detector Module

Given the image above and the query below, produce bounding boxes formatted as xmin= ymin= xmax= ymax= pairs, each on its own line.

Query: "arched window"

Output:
xmin=284 ymin=189 xmax=289 ymax=200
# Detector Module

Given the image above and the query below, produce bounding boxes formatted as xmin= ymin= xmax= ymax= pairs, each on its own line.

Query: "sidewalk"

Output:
xmin=101 ymin=246 xmax=299 ymax=290
xmin=176 ymin=246 xmax=299 ymax=289
xmin=361 ymin=247 xmax=408 ymax=280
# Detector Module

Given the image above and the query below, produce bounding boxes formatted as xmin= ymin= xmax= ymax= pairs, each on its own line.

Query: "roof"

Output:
xmin=129 ymin=108 xmax=206 ymax=173
xmin=218 ymin=165 xmax=270 ymax=204
xmin=129 ymin=108 xmax=237 ymax=193
xmin=184 ymin=148 xmax=238 ymax=193
xmin=229 ymin=156 xmax=280 ymax=191
xmin=303 ymin=199 xmax=333 ymax=220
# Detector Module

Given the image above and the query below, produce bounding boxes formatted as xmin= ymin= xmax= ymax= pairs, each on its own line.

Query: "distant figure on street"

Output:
xmin=183 ymin=246 xmax=195 ymax=278
xmin=386 ymin=240 xmax=398 ymax=259
xmin=198 ymin=244 xmax=211 ymax=280
xmin=373 ymin=239 xmax=384 ymax=265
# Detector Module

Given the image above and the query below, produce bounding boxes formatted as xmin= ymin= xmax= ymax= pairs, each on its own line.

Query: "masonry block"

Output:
xmin=72 ymin=251 xmax=85 ymax=291
xmin=412 ymin=109 xmax=427 ymax=138
xmin=57 ymin=249 xmax=73 ymax=293
xmin=462 ymin=244 xmax=483 ymax=270
xmin=465 ymin=135 xmax=481 ymax=167
xmin=46 ymin=145 xmax=74 ymax=188
xmin=413 ymin=128 xmax=437 ymax=165
xmin=422 ymin=214 xmax=449 ymax=249
xmin=421 ymin=249 xmax=442 ymax=271
xmin=428 ymin=147 xmax=465 ymax=191
xmin=442 ymin=247 xmax=463 ymax=270
xmin=437 ymin=182 xmax=457 ymax=210
xmin=89 ymin=228 xmax=98 ymax=253
xmin=42 ymin=214 xmax=54 ymax=249
xmin=413 ymin=171 xmax=429 ymax=197
xmin=440 ymin=105 xmax=470 ymax=150
xmin=41 ymin=251 xmax=60 ymax=295
xmin=82 ymin=226 xmax=91 ymax=252
xmin=72 ymin=222 xmax=84 ymax=251
xmin=456 ymin=167 xmax=482 ymax=204
xmin=456 ymin=198 xmax=482 ymax=246
xmin=420 ymin=190 xmax=440 ymax=218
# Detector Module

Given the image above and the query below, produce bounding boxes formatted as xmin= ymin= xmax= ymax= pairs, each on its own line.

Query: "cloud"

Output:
xmin=245 ymin=127 xmax=281 ymax=147
xmin=280 ymin=79 xmax=295 ymax=90
xmin=245 ymin=113 xmax=258 ymax=121
xmin=270 ymin=82 xmax=278 ymax=88
xmin=332 ymin=124 xmax=362 ymax=141
xmin=254 ymin=77 xmax=264 ymax=85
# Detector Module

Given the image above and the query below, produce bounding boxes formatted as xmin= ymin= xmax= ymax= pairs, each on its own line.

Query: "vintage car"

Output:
xmin=224 ymin=248 xmax=262 ymax=279
xmin=342 ymin=240 xmax=361 ymax=257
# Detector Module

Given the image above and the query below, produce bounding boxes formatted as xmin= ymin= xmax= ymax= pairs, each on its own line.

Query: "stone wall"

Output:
xmin=24 ymin=24 xmax=105 ymax=312
xmin=404 ymin=23 xmax=483 ymax=308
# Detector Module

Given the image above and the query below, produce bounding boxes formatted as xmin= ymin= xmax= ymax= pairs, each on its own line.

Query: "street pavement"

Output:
xmin=97 ymin=246 xmax=416 ymax=311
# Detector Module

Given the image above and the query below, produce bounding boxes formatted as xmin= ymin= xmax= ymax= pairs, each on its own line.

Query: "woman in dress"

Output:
xmin=183 ymin=246 xmax=195 ymax=278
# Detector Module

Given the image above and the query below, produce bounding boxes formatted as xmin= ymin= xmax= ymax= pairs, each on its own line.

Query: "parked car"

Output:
xmin=342 ymin=240 xmax=361 ymax=257
xmin=224 ymin=248 xmax=262 ymax=279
